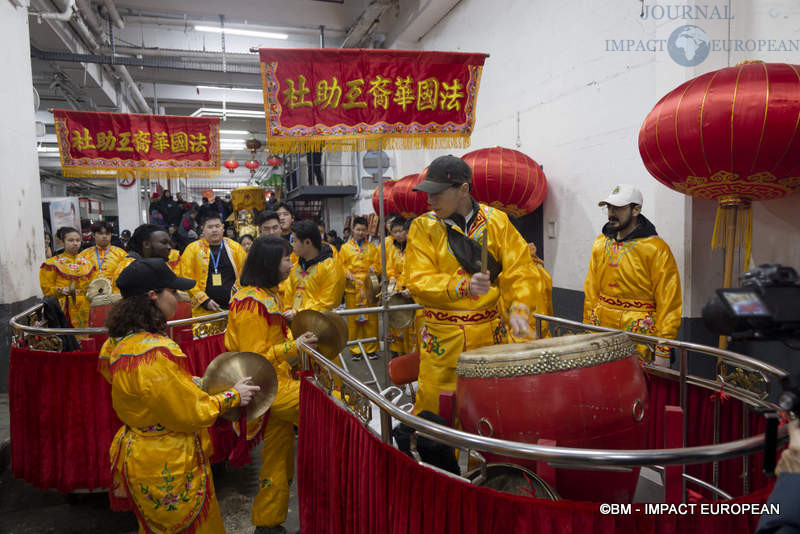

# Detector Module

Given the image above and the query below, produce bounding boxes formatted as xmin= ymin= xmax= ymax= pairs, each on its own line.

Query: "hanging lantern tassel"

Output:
xmin=711 ymin=197 xmax=753 ymax=271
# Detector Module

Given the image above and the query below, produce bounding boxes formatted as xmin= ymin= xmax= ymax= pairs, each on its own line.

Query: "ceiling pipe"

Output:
xmin=102 ymin=0 xmax=124 ymax=29
xmin=100 ymin=45 xmax=257 ymax=62
xmin=76 ymin=0 xmax=108 ymax=42
xmin=122 ymin=13 xmax=348 ymax=36
xmin=28 ymin=0 xmax=76 ymax=22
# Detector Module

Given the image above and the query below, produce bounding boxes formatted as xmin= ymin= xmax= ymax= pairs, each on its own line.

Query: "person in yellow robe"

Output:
xmin=385 ymin=216 xmax=417 ymax=356
xmin=112 ymin=224 xmax=175 ymax=291
xmin=39 ymin=227 xmax=95 ymax=329
xmin=338 ymin=216 xmax=381 ymax=360
xmin=79 ymin=221 xmax=126 ymax=283
xmin=405 ymin=156 xmax=539 ymax=416
xmin=502 ymin=242 xmax=554 ymax=342
xmin=224 ymin=236 xmax=318 ymax=534
xmin=99 ymin=258 xmax=259 ymax=534
xmin=179 ymin=214 xmax=247 ymax=316
xmin=583 ymin=184 xmax=682 ymax=367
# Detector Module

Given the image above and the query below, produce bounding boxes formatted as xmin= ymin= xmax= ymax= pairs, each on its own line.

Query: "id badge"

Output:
xmin=211 ymin=273 xmax=222 ymax=286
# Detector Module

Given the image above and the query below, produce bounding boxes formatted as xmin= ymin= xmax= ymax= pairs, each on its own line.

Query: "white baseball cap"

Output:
xmin=598 ymin=184 xmax=643 ymax=207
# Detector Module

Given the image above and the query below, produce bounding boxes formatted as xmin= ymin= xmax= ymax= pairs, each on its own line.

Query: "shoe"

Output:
xmin=367 ymin=352 xmax=380 ymax=361
xmin=253 ymin=526 xmax=287 ymax=534
xmin=351 ymin=353 xmax=363 ymax=361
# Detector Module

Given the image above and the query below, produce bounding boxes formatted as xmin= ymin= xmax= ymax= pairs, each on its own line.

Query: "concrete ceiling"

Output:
xmin=30 ymin=0 xmax=462 ymax=170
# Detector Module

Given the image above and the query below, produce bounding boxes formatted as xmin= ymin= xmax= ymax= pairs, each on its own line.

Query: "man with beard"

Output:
xmin=111 ymin=224 xmax=175 ymax=290
xmin=583 ymin=184 xmax=682 ymax=367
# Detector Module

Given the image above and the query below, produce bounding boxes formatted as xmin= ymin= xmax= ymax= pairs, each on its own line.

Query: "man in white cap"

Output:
xmin=583 ymin=184 xmax=682 ymax=367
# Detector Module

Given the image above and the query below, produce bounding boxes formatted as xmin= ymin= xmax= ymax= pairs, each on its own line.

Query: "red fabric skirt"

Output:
xmin=8 ymin=333 xmax=234 ymax=492
xmin=297 ymin=378 xmax=775 ymax=534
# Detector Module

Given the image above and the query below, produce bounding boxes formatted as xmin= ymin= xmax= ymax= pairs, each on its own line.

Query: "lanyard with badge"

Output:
xmin=95 ymin=247 xmax=108 ymax=271
xmin=210 ymin=245 xmax=223 ymax=286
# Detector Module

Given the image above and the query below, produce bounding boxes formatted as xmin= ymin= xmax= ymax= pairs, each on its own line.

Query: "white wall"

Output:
xmin=392 ymin=0 xmax=800 ymax=317
xmin=0 ymin=2 xmax=44 ymax=304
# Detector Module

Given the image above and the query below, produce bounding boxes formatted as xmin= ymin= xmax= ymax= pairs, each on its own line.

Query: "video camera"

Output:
xmin=702 ymin=264 xmax=800 ymax=341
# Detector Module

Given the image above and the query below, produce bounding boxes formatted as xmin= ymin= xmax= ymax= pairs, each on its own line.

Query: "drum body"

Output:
xmin=172 ymin=301 xmax=193 ymax=343
xmin=456 ymin=332 xmax=648 ymax=503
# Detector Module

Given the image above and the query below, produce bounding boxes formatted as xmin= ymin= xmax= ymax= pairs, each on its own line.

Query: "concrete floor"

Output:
xmin=0 ymin=348 xmax=392 ymax=534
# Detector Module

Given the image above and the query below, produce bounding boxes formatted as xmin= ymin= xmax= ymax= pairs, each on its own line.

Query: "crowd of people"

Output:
xmin=37 ymin=155 xmax=684 ymax=533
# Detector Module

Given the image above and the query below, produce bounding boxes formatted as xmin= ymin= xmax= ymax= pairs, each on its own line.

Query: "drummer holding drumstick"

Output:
xmin=405 ymin=155 xmax=540 ymax=416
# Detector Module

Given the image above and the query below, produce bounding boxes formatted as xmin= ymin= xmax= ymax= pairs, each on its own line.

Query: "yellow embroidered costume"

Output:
xmin=224 ymin=286 xmax=301 ymax=529
xmin=99 ymin=332 xmax=240 ymax=534
xmin=583 ymin=214 xmax=682 ymax=361
xmin=338 ymin=238 xmax=380 ymax=355
xmin=39 ymin=252 xmax=95 ymax=329
xmin=179 ymin=237 xmax=247 ymax=316
xmin=79 ymin=244 xmax=126 ymax=283
xmin=405 ymin=204 xmax=538 ymax=415
xmin=386 ymin=240 xmax=417 ymax=355
xmin=504 ymin=244 xmax=554 ymax=341
xmin=167 ymin=249 xmax=181 ymax=274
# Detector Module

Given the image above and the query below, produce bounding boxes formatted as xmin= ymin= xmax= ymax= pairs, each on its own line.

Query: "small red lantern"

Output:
xmin=245 ymin=159 xmax=260 ymax=171
xmin=223 ymin=159 xmax=239 ymax=173
xmin=461 ymin=147 xmax=547 ymax=217
xmin=371 ymin=180 xmax=398 ymax=215
xmin=267 ymin=156 xmax=283 ymax=167
xmin=391 ymin=172 xmax=428 ymax=218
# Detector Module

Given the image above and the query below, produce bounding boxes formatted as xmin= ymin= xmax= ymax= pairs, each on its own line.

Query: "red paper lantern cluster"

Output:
xmin=371 ymin=179 xmax=398 ymax=216
xmin=461 ymin=147 xmax=547 ymax=217
xmin=639 ymin=61 xmax=800 ymax=206
xmin=391 ymin=172 xmax=428 ymax=218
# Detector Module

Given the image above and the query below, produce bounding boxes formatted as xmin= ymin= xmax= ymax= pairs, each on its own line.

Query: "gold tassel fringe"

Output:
xmin=265 ymin=133 xmax=472 ymax=154
xmin=711 ymin=202 xmax=753 ymax=270
xmin=61 ymin=166 xmax=222 ymax=179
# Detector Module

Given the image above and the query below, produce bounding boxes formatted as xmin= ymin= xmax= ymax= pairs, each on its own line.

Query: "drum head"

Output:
xmin=465 ymin=463 xmax=559 ymax=500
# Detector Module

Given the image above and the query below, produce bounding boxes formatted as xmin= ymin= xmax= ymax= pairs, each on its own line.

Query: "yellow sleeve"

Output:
xmin=137 ymin=354 xmax=241 ymax=433
xmin=651 ymin=242 xmax=682 ymax=340
xmin=285 ymin=269 xmax=297 ymax=312
xmin=386 ymin=246 xmax=398 ymax=281
xmin=179 ymin=245 xmax=210 ymax=308
xmin=39 ymin=263 xmax=60 ymax=297
xmin=111 ymin=256 xmax=134 ymax=293
xmin=405 ymin=220 xmax=472 ymax=306
xmin=231 ymin=240 xmax=248 ymax=278
xmin=494 ymin=212 xmax=538 ymax=317
xmin=226 ymin=304 xmax=298 ymax=369
xmin=583 ymin=238 xmax=601 ymax=323
xmin=308 ymin=259 xmax=345 ymax=311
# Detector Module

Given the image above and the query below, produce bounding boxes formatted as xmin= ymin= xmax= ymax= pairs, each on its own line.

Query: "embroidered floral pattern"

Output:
xmin=625 ymin=315 xmax=656 ymax=336
xmin=589 ymin=310 xmax=601 ymax=326
xmin=420 ymin=326 xmax=445 ymax=356
xmin=219 ymin=389 xmax=238 ymax=410
xmin=604 ymin=239 xmax=637 ymax=266
xmin=260 ymin=478 xmax=272 ymax=488
xmin=138 ymin=423 xmax=166 ymax=433
xmin=139 ymin=464 xmax=194 ymax=511
xmin=492 ymin=320 xmax=507 ymax=345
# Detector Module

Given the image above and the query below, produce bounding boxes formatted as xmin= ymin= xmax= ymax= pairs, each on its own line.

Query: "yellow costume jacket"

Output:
xmin=167 ymin=249 xmax=181 ymax=274
xmin=583 ymin=214 xmax=682 ymax=360
xmin=385 ymin=240 xmax=416 ymax=354
xmin=99 ymin=332 xmax=240 ymax=534
xmin=405 ymin=203 xmax=539 ymax=414
xmin=79 ymin=245 xmax=126 ymax=283
xmin=39 ymin=252 xmax=95 ymax=329
xmin=179 ymin=238 xmax=247 ymax=313
xmin=338 ymin=238 xmax=380 ymax=306
xmin=285 ymin=246 xmax=345 ymax=313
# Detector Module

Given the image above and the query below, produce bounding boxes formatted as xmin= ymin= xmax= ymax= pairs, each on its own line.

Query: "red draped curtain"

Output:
xmin=297 ymin=379 xmax=773 ymax=534
xmin=8 ymin=333 xmax=232 ymax=492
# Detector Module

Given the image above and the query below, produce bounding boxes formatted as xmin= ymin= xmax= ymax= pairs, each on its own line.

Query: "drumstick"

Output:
xmin=480 ymin=230 xmax=488 ymax=275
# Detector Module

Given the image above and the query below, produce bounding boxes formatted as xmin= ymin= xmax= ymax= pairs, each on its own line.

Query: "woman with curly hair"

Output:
xmin=99 ymin=258 xmax=260 ymax=534
xmin=224 ymin=236 xmax=318 ymax=534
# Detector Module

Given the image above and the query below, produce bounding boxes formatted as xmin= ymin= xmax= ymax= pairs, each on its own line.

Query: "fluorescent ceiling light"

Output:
xmin=220 ymin=130 xmax=250 ymax=135
xmin=37 ymin=146 xmax=59 ymax=152
xmin=190 ymin=107 xmax=265 ymax=118
xmin=197 ymin=86 xmax=262 ymax=93
xmin=194 ymin=25 xmax=289 ymax=40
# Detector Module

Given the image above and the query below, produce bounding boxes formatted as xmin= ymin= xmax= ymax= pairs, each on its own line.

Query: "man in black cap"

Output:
xmin=116 ymin=257 xmax=196 ymax=298
xmin=404 ymin=155 xmax=539 ymax=416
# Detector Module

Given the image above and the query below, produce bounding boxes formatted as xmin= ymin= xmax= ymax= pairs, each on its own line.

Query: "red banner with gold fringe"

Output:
xmin=54 ymin=109 xmax=220 ymax=179
xmin=259 ymin=48 xmax=487 ymax=153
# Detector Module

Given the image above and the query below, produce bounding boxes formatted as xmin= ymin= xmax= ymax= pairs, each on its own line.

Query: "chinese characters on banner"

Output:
xmin=259 ymin=48 xmax=487 ymax=152
xmin=53 ymin=110 xmax=220 ymax=178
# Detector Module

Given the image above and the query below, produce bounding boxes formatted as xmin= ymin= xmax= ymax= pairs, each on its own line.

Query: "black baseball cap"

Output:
xmin=412 ymin=155 xmax=472 ymax=194
xmin=116 ymin=258 xmax=195 ymax=298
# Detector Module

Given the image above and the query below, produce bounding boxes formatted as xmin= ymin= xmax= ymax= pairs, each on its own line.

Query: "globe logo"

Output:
xmin=668 ymin=25 xmax=711 ymax=67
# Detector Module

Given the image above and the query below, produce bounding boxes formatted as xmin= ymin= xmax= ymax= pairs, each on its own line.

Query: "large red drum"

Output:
xmin=456 ymin=332 xmax=648 ymax=503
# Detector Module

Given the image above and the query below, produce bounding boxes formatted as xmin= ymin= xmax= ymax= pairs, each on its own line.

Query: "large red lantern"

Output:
xmin=391 ymin=172 xmax=429 ymax=218
xmin=223 ymin=159 xmax=239 ymax=173
xmin=267 ymin=155 xmax=283 ymax=167
xmin=372 ymin=179 xmax=398 ymax=216
xmin=639 ymin=61 xmax=800 ymax=268
xmin=245 ymin=159 xmax=260 ymax=171
xmin=462 ymin=147 xmax=548 ymax=217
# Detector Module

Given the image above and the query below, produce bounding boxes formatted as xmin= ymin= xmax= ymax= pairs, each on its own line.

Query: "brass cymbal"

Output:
xmin=291 ymin=309 xmax=348 ymax=359
xmin=365 ymin=273 xmax=381 ymax=305
xmin=202 ymin=351 xmax=278 ymax=422
xmin=387 ymin=293 xmax=415 ymax=329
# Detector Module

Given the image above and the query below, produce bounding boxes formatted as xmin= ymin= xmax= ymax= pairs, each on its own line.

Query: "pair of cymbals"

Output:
xmin=202 ymin=351 xmax=278 ymax=422
xmin=290 ymin=309 xmax=348 ymax=359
